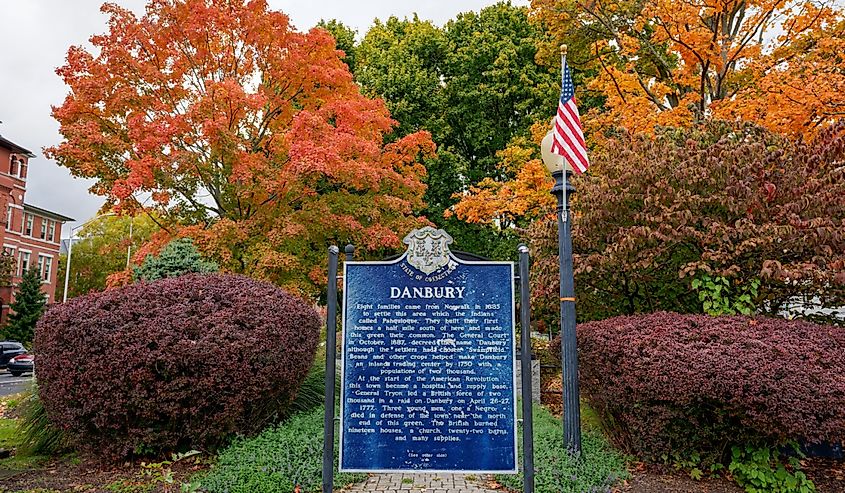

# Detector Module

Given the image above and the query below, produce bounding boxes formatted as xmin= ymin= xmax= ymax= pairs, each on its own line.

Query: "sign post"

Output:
xmin=518 ymin=244 xmax=535 ymax=493
xmin=321 ymin=245 xmax=339 ymax=493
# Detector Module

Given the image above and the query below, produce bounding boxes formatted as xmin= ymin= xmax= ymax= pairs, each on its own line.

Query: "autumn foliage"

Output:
xmin=530 ymin=0 xmax=843 ymax=137
xmin=572 ymin=313 xmax=845 ymax=463
xmin=36 ymin=274 xmax=320 ymax=461
xmin=528 ymin=121 xmax=845 ymax=325
xmin=47 ymin=0 xmax=434 ymax=296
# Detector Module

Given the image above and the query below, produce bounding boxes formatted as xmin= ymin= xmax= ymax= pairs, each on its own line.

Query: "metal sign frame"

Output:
xmin=322 ymin=237 xmax=535 ymax=493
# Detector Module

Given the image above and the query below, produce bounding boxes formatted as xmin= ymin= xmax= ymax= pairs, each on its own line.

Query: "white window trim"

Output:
xmin=37 ymin=253 xmax=53 ymax=284
xmin=2 ymin=245 xmax=16 ymax=265
xmin=18 ymin=249 xmax=31 ymax=277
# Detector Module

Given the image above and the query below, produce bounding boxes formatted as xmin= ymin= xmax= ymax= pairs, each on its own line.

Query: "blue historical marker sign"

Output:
xmin=339 ymin=227 xmax=518 ymax=473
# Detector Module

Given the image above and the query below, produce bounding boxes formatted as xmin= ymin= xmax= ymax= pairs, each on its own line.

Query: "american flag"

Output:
xmin=550 ymin=59 xmax=589 ymax=173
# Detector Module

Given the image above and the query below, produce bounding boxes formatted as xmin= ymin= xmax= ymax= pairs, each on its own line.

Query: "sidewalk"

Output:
xmin=343 ymin=473 xmax=500 ymax=493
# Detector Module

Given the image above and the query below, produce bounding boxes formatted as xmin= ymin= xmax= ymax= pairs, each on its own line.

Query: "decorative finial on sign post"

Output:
xmin=560 ymin=44 xmax=568 ymax=56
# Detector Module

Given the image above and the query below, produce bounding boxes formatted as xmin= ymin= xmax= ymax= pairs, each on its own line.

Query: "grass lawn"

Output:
xmin=0 ymin=416 xmax=18 ymax=450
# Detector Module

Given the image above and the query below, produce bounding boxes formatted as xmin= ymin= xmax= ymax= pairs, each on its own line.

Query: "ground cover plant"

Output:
xmin=35 ymin=273 xmax=320 ymax=461
xmin=496 ymin=404 xmax=628 ymax=493
xmin=572 ymin=312 xmax=845 ymax=490
xmin=199 ymin=406 xmax=367 ymax=492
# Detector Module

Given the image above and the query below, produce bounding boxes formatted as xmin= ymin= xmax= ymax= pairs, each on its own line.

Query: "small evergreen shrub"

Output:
xmin=3 ymin=268 xmax=47 ymax=346
xmin=572 ymin=312 xmax=845 ymax=465
xmin=200 ymin=407 xmax=367 ymax=493
xmin=496 ymin=404 xmax=628 ymax=493
xmin=35 ymin=273 xmax=320 ymax=461
xmin=133 ymin=237 xmax=217 ymax=282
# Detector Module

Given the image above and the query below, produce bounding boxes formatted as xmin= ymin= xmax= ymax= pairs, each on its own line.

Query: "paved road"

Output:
xmin=0 ymin=370 xmax=32 ymax=397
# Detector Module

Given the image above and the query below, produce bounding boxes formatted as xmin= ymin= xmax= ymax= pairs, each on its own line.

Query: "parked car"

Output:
xmin=7 ymin=354 xmax=33 ymax=377
xmin=0 ymin=341 xmax=26 ymax=368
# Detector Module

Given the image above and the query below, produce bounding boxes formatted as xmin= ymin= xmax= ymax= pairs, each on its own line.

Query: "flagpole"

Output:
xmin=560 ymin=45 xmax=568 ymax=222
xmin=557 ymin=43 xmax=582 ymax=454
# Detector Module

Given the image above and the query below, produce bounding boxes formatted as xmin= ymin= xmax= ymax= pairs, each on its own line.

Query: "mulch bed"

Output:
xmin=0 ymin=457 xmax=206 ymax=492
xmin=615 ymin=465 xmax=743 ymax=493
xmin=805 ymin=458 xmax=845 ymax=493
xmin=616 ymin=460 xmax=845 ymax=492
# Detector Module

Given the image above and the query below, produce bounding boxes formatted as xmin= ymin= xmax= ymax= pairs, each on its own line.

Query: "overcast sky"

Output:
xmin=0 ymin=0 xmax=524 ymax=236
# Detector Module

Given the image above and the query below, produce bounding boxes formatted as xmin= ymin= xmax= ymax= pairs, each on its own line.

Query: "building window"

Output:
xmin=3 ymin=247 xmax=16 ymax=273
xmin=48 ymin=221 xmax=56 ymax=242
xmin=38 ymin=255 xmax=52 ymax=283
xmin=40 ymin=219 xmax=47 ymax=240
xmin=10 ymin=158 xmax=18 ymax=176
xmin=19 ymin=251 xmax=30 ymax=276
xmin=5 ymin=205 xmax=11 ymax=231
xmin=24 ymin=214 xmax=33 ymax=236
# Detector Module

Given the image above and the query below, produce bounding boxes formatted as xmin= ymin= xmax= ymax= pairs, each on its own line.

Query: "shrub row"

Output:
xmin=35 ymin=273 xmax=320 ymax=461
xmin=563 ymin=312 xmax=845 ymax=463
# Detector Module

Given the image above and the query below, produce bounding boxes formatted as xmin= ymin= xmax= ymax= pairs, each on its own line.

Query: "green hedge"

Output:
xmin=199 ymin=407 xmax=366 ymax=493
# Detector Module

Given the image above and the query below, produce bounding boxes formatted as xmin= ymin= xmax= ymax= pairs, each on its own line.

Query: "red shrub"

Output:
xmin=35 ymin=273 xmax=320 ymax=461
xmin=566 ymin=313 xmax=845 ymax=462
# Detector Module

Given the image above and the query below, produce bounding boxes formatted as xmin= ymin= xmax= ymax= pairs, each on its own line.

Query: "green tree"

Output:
xmin=56 ymin=215 xmax=160 ymax=300
xmin=440 ymin=3 xmax=558 ymax=184
xmin=352 ymin=3 xmax=556 ymax=258
xmin=4 ymin=269 xmax=47 ymax=346
xmin=356 ymin=15 xmax=446 ymax=138
xmin=133 ymin=238 xmax=218 ymax=282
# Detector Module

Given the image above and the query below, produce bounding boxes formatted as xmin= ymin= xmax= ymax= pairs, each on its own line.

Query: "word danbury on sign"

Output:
xmin=339 ymin=227 xmax=518 ymax=473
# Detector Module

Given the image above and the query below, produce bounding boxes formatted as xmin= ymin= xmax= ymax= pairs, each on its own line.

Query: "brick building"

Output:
xmin=0 ymin=134 xmax=74 ymax=319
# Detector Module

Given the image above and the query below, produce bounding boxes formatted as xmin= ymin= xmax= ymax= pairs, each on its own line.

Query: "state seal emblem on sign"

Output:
xmin=403 ymin=227 xmax=454 ymax=275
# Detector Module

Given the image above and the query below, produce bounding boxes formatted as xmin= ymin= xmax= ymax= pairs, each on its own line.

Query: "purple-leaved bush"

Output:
xmin=35 ymin=273 xmax=320 ymax=461
xmin=553 ymin=312 xmax=845 ymax=462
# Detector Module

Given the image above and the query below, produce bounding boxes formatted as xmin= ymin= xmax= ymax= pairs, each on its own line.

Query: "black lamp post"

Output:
xmin=541 ymin=129 xmax=582 ymax=453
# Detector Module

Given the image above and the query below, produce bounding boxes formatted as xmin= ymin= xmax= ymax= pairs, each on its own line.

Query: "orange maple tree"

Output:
xmin=47 ymin=0 xmax=434 ymax=295
xmin=453 ymin=0 xmax=842 ymax=225
xmin=530 ymin=0 xmax=841 ymax=136
xmin=715 ymin=18 xmax=845 ymax=135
